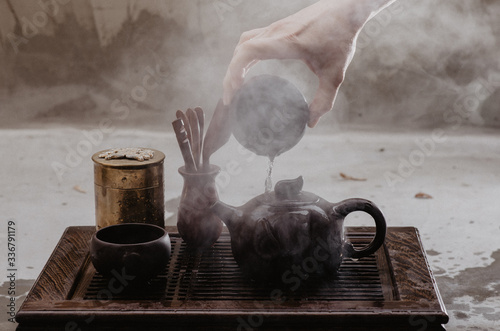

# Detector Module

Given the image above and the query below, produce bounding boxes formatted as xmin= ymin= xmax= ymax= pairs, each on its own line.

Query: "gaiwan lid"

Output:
xmin=92 ymin=148 xmax=165 ymax=189
xmin=230 ymin=75 xmax=309 ymax=159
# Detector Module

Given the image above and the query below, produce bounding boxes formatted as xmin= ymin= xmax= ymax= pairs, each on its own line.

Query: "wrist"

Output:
xmin=317 ymin=0 xmax=397 ymax=29
xmin=354 ymin=0 xmax=398 ymax=20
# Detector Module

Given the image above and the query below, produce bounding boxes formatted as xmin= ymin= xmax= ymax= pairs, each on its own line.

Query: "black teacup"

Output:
xmin=90 ymin=223 xmax=171 ymax=283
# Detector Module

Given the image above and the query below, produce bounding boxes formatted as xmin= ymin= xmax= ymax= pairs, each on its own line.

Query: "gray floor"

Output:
xmin=1 ymin=125 xmax=499 ymax=330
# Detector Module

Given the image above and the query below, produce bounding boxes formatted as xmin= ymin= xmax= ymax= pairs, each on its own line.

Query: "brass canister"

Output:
xmin=92 ymin=149 xmax=165 ymax=229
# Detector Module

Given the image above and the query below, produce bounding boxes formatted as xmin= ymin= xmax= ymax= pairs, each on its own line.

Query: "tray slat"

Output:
xmin=78 ymin=234 xmax=388 ymax=303
xmin=16 ymin=226 xmax=448 ymax=330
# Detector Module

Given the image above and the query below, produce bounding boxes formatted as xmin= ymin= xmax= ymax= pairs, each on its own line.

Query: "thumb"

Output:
xmin=308 ymin=77 xmax=341 ymax=127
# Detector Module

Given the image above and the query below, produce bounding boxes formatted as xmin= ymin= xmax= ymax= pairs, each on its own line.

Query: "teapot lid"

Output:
xmin=258 ymin=176 xmax=319 ymax=206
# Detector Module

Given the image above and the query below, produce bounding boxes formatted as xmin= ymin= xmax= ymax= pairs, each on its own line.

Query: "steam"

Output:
xmin=169 ymin=0 xmax=500 ymax=196
xmin=340 ymin=0 xmax=500 ymax=128
xmin=4 ymin=0 xmax=498 ymax=129
xmin=197 ymin=0 xmax=500 ymax=128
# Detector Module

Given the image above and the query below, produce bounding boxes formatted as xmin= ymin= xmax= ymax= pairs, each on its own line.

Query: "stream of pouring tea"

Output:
xmin=265 ymin=157 xmax=275 ymax=193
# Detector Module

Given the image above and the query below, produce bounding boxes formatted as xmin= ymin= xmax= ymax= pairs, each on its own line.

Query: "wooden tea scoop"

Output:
xmin=172 ymin=118 xmax=197 ymax=172
xmin=186 ymin=108 xmax=201 ymax=169
xmin=202 ymin=99 xmax=232 ymax=170
xmin=194 ymin=107 xmax=205 ymax=166
xmin=176 ymin=110 xmax=192 ymax=146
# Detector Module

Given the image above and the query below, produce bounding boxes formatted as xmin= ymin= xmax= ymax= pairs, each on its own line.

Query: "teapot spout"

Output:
xmin=210 ymin=201 xmax=243 ymax=229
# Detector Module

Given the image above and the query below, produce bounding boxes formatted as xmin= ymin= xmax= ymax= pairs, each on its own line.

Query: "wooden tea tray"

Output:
xmin=16 ymin=226 xmax=448 ymax=330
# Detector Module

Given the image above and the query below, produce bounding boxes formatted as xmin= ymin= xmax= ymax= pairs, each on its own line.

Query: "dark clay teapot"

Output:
xmin=210 ymin=176 xmax=386 ymax=281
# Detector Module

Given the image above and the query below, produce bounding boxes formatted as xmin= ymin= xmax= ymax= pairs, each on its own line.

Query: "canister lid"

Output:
xmin=93 ymin=148 xmax=165 ymax=189
xmin=92 ymin=148 xmax=165 ymax=169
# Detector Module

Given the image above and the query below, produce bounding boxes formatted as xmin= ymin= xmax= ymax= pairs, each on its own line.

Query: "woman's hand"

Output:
xmin=223 ymin=0 xmax=396 ymax=127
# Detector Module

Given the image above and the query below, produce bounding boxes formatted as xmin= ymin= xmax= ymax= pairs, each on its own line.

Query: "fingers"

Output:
xmin=308 ymin=76 xmax=343 ymax=127
xmin=223 ymin=56 xmax=258 ymax=106
xmin=238 ymin=27 xmax=266 ymax=45
xmin=223 ymin=37 xmax=299 ymax=105
xmin=223 ymin=28 xmax=268 ymax=105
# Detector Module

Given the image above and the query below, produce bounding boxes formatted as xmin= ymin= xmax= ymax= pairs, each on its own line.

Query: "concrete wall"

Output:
xmin=1 ymin=0 xmax=499 ymax=131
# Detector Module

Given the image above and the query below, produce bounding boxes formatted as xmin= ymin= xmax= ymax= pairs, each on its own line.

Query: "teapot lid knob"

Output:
xmin=275 ymin=176 xmax=303 ymax=200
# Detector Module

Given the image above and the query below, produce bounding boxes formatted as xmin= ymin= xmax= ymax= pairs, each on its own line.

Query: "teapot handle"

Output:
xmin=335 ymin=198 xmax=387 ymax=259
